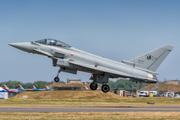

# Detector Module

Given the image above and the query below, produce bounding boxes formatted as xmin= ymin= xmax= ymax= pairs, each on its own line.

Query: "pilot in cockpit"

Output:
xmin=49 ymin=40 xmax=57 ymax=46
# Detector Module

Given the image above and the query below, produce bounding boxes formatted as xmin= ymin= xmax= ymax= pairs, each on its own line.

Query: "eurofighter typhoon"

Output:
xmin=9 ymin=39 xmax=173 ymax=93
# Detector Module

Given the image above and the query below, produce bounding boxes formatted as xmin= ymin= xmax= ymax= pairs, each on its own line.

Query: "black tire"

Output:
xmin=90 ymin=83 xmax=98 ymax=90
xmin=101 ymin=85 xmax=110 ymax=93
xmin=54 ymin=77 xmax=60 ymax=82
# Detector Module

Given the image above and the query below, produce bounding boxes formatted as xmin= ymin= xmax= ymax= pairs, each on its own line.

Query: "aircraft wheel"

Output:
xmin=101 ymin=84 xmax=110 ymax=93
xmin=90 ymin=82 xmax=98 ymax=90
xmin=54 ymin=77 xmax=60 ymax=82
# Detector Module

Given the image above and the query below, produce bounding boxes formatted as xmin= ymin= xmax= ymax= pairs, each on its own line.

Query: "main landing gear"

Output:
xmin=90 ymin=82 xmax=98 ymax=90
xmin=101 ymin=84 xmax=110 ymax=93
xmin=90 ymin=82 xmax=110 ymax=93
xmin=54 ymin=68 xmax=61 ymax=82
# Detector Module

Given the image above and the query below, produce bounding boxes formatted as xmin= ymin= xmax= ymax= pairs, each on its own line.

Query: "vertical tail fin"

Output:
xmin=18 ymin=85 xmax=24 ymax=89
xmin=2 ymin=85 xmax=9 ymax=90
xmin=129 ymin=45 xmax=174 ymax=71
xmin=2 ymin=85 xmax=9 ymax=92
xmin=44 ymin=85 xmax=50 ymax=89
xmin=32 ymin=85 xmax=37 ymax=89
xmin=84 ymin=86 xmax=89 ymax=90
xmin=44 ymin=85 xmax=51 ymax=90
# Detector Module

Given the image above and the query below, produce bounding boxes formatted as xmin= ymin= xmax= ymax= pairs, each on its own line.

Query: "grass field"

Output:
xmin=0 ymin=91 xmax=180 ymax=107
xmin=1 ymin=97 xmax=180 ymax=107
xmin=0 ymin=112 xmax=180 ymax=120
xmin=1 ymin=91 xmax=180 ymax=120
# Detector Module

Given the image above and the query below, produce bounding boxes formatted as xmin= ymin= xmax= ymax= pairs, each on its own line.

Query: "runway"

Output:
xmin=0 ymin=106 xmax=180 ymax=112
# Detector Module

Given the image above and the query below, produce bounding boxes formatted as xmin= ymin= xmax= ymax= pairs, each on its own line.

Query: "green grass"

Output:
xmin=0 ymin=97 xmax=180 ymax=107
xmin=0 ymin=112 xmax=180 ymax=120
xmin=0 ymin=91 xmax=180 ymax=107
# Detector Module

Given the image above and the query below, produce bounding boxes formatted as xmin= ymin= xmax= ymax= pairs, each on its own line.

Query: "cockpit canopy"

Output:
xmin=35 ymin=39 xmax=71 ymax=48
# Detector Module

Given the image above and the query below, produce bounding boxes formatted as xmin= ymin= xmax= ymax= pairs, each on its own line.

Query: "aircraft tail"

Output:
xmin=18 ymin=85 xmax=24 ymax=89
xmin=44 ymin=85 xmax=50 ymax=90
xmin=83 ymin=86 xmax=89 ymax=90
xmin=32 ymin=85 xmax=37 ymax=89
xmin=44 ymin=85 xmax=52 ymax=90
xmin=129 ymin=45 xmax=174 ymax=72
xmin=2 ymin=85 xmax=10 ymax=92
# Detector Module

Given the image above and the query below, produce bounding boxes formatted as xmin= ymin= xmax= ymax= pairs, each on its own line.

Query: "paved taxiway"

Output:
xmin=0 ymin=106 xmax=180 ymax=112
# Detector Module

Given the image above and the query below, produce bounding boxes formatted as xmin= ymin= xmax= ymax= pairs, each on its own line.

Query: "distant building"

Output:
xmin=165 ymin=80 xmax=179 ymax=85
xmin=112 ymin=89 xmax=134 ymax=96
xmin=67 ymin=79 xmax=81 ymax=84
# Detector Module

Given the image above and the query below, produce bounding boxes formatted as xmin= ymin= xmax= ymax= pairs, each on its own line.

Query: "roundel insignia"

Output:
xmin=70 ymin=53 xmax=74 ymax=56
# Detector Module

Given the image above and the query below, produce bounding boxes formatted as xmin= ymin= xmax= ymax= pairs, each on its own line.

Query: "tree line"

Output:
xmin=108 ymin=80 xmax=149 ymax=90
xmin=1 ymin=80 xmax=149 ymax=90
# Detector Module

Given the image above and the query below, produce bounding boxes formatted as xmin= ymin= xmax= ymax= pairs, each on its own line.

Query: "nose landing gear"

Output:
xmin=54 ymin=68 xmax=61 ymax=83
xmin=54 ymin=77 xmax=60 ymax=82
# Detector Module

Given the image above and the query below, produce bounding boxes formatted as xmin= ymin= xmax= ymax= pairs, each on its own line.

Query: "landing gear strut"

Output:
xmin=54 ymin=68 xmax=61 ymax=82
xmin=90 ymin=82 xmax=98 ymax=90
xmin=101 ymin=84 xmax=110 ymax=93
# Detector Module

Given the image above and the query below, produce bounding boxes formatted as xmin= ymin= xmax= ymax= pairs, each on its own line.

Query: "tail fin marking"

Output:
xmin=129 ymin=45 xmax=174 ymax=72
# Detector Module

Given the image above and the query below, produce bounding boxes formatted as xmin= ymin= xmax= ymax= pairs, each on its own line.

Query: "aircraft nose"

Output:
xmin=8 ymin=42 xmax=32 ymax=52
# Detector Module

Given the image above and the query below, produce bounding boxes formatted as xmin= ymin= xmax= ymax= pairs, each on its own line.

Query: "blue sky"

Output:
xmin=0 ymin=0 xmax=180 ymax=83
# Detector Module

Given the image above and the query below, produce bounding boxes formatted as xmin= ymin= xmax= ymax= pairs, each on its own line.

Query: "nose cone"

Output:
xmin=8 ymin=42 xmax=32 ymax=52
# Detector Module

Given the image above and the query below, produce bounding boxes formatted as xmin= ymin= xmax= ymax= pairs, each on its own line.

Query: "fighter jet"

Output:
xmin=2 ymin=85 xmax=19 ymax=93
xmin=9 ymin=39 xmax=174 ymax=93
